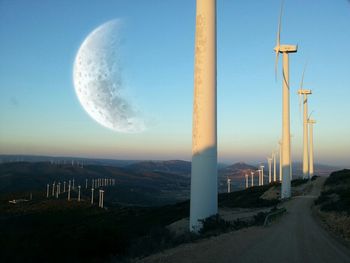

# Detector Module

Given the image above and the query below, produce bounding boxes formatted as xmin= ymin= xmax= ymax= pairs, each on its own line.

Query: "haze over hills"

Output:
xmin=0 ymin=155 xmax=342 ymax=206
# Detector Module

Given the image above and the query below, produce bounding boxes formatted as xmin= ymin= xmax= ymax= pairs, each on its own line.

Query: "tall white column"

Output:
xmin=273 ymin=152 xmax=276 ymax=182
xmin=190 ymin=0 xmax=217 ymax=232
xmin=309 ymin=120 xmax=316 ymax=178
xmin=268 ymin=158 xmax=272 ymax=183
xmin=68 ymin=184 xmax=71 ymax=201
xmin=227 ymin=178 xmax=231 ymax=193
xmin=52 ymin=182 xmax=55 ymax=196
xmin=78 ymin=186 xmax=81 ymax=202
xmin=281 ymin=52 xmax=291 ymax=198
xmin=302 ymin=94 xmax=309 ymax=179
xmin=46 ymin=184 xmax=49 ymax=198
xmin=245 ymin=174 xmax=248 ymax=188
xmin=56 ymin=184 xmax=59 ymax=198
xmin=251 ymin=171 xmax=254 ymax=187
xmin=260 ymin=166 xmax=264 ymax=186
xmin=279 ymin=142 xmax=282 ymax=181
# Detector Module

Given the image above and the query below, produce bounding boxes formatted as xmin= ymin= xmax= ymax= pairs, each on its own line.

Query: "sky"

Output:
xmin=0 ymin=0 xmax=349 ymax=166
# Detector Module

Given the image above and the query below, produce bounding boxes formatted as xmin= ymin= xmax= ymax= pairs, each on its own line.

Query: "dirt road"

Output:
xmin=139 ymin=178 xmax=350 ymax=263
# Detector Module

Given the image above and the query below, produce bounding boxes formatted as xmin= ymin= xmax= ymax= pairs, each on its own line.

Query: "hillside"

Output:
xmin=0 ymin=182 xmax=278 ymax=263
xmin=0 ymin=162 xmax=190 ymax=206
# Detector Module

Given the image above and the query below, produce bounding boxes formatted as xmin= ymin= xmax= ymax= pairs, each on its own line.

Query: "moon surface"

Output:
xmin=73 ymin=19 xmax=145 ymax=133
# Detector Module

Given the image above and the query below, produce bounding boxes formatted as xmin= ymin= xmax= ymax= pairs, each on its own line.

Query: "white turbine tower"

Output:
xmin=68 ymin=184 xmax=71 ymax=201
xmin=274 ymin=2 xmax=297 ymax=198
xmin=267 ymin=157 xmax=272 ymax=183
xmin=190 ymin=0 xmax=217 ymax=232
xmin=308 ymin=118 xmax=316 ymax=178
xmin=91 ymin=188 xmax=94 ymax=205
xmin=46 ymin=184 xmax=50 ymax=198
xmin=56 ymin=184 xmax=59 ymax=199
xmin=273 ymin=151 xmax=277 ymax=182
xmin=227 ymin=178 xmax=231 ymax=193
xmin=78 ymin=186 xmax=81 ymax=202
xmin=245 ymin=174 xmax=249 ymax=189
xmin=52 ymin=182 xmax=55 ymax=197
xmin=251 ymin=171 xmax=254 ymax=187
xmin=260 ymin=165 xmax=265 ymax=186
xmin=278 ymin=141 xmax=282 ymax=182
xmin=298 ymin=67 xmax=312 ymax=180
xmin=257 ymin=169 xmax=262 ymax=186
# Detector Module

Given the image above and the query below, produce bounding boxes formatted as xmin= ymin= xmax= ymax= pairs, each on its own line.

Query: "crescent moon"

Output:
xmin=73 ymin=19 xmax=145 ymax=133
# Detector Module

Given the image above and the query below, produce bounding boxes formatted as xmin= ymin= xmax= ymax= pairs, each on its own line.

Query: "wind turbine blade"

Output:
xmin=274 ymin=1 xmax=283 ymax=81
xmin=300 ymin=62 xmax=308 ymax=89
xmin=275 ymin=51 xmax=279 ymax=81
xmin=308 ymin=110 xmax=314 ymax=121
xmin=282 ymin=69 xmax=290 ymax=90
xmin=299 ymin=93 xmax=303 ymax=124
xmin=277 ymin=1 xmax=283 ymax=47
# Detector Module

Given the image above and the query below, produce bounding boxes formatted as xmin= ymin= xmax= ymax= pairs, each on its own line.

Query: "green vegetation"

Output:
xmin=315 ymin=169 xmax=350 ymax=215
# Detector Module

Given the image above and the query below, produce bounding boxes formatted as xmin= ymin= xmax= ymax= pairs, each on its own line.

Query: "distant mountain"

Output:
xmin=0 ymin=154 xmax=138 ymax=167
xmin=125 ymin=160 xmax=191 ymax=176
xmin=219 ymin=162 xmax=257 ymax=177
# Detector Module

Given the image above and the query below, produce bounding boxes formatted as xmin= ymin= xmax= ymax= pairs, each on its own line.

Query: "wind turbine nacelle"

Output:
xmin=279 ymin=45 xmax=297 ymax=53
xmin=298 ymin=89 xmax=312 ymax=95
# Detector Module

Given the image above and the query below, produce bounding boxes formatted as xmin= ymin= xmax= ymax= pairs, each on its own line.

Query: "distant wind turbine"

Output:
xmin=46 ymin=184 xmax=50 ymax=198
xmin=274 ymin=1 xmax=297 ymax=198
xmin=267 ymin=157 xmax=272 ymax=183
xmin=251 ymin=171 xmax=255 ymax=187
xmin=298 ymin=66 xmax=312 ymax=179
xmin=308 ymin=118 xmax=316 ymax=178
xmin=273 ymin=151 xmax=277 ymax=182
xmin=227 ymin=178 xmax=231 ymax=193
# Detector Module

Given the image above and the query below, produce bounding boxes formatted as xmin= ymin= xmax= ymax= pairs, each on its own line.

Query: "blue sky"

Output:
xmin=0 ymin=0 xmax=349 ymax=166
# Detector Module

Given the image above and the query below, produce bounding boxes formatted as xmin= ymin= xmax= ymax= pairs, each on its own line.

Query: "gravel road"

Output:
xmin=139 ymin=178 xmax=350 ymax=263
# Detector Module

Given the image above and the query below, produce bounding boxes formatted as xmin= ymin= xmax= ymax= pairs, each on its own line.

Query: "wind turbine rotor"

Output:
xmin=274 ymin=1 xmax=284 ymax=81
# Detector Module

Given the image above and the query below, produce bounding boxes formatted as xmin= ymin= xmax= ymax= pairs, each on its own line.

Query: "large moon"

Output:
xmin=73 ymin=19 xmax=145 ymax=133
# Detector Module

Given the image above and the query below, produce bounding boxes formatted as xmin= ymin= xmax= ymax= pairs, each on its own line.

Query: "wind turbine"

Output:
xmin=78 ymin=186 xmax=81 ymax=202
xmin=68 ymin=184 xmax=71 ymax=201
xmin=274 ymin=2 xmax=297 ymax=198
xmin=267 ymin=157 xmax=272 ymax=183
xmin=91 ymin=188 xmax=94 ymax=205
xmin=308 ymin=118 xmax=316 ymax=178
xmin=227 ymin=178 xmax=231 ymax=193
xmin=245 ymin=174 xmax=249 ymax=189
xmin=278 ymin=140 xmax=282 ymax=182
xmin=260 ymin=165 xmax=265 ymax=186
xmin=190 ymin=0 xmax=217 ymax=232
xmin=251 ymin=171 xmax=254 ymax=187
xmin=257 ymin=169 xmax=262 ymax=186
xmin=46 ymin=184 xmax=49 ymax=198
xmin=298 ymin=67 xmax=312 ymax=179
xmin=273 ymin=151 xmax=277 ymax=182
